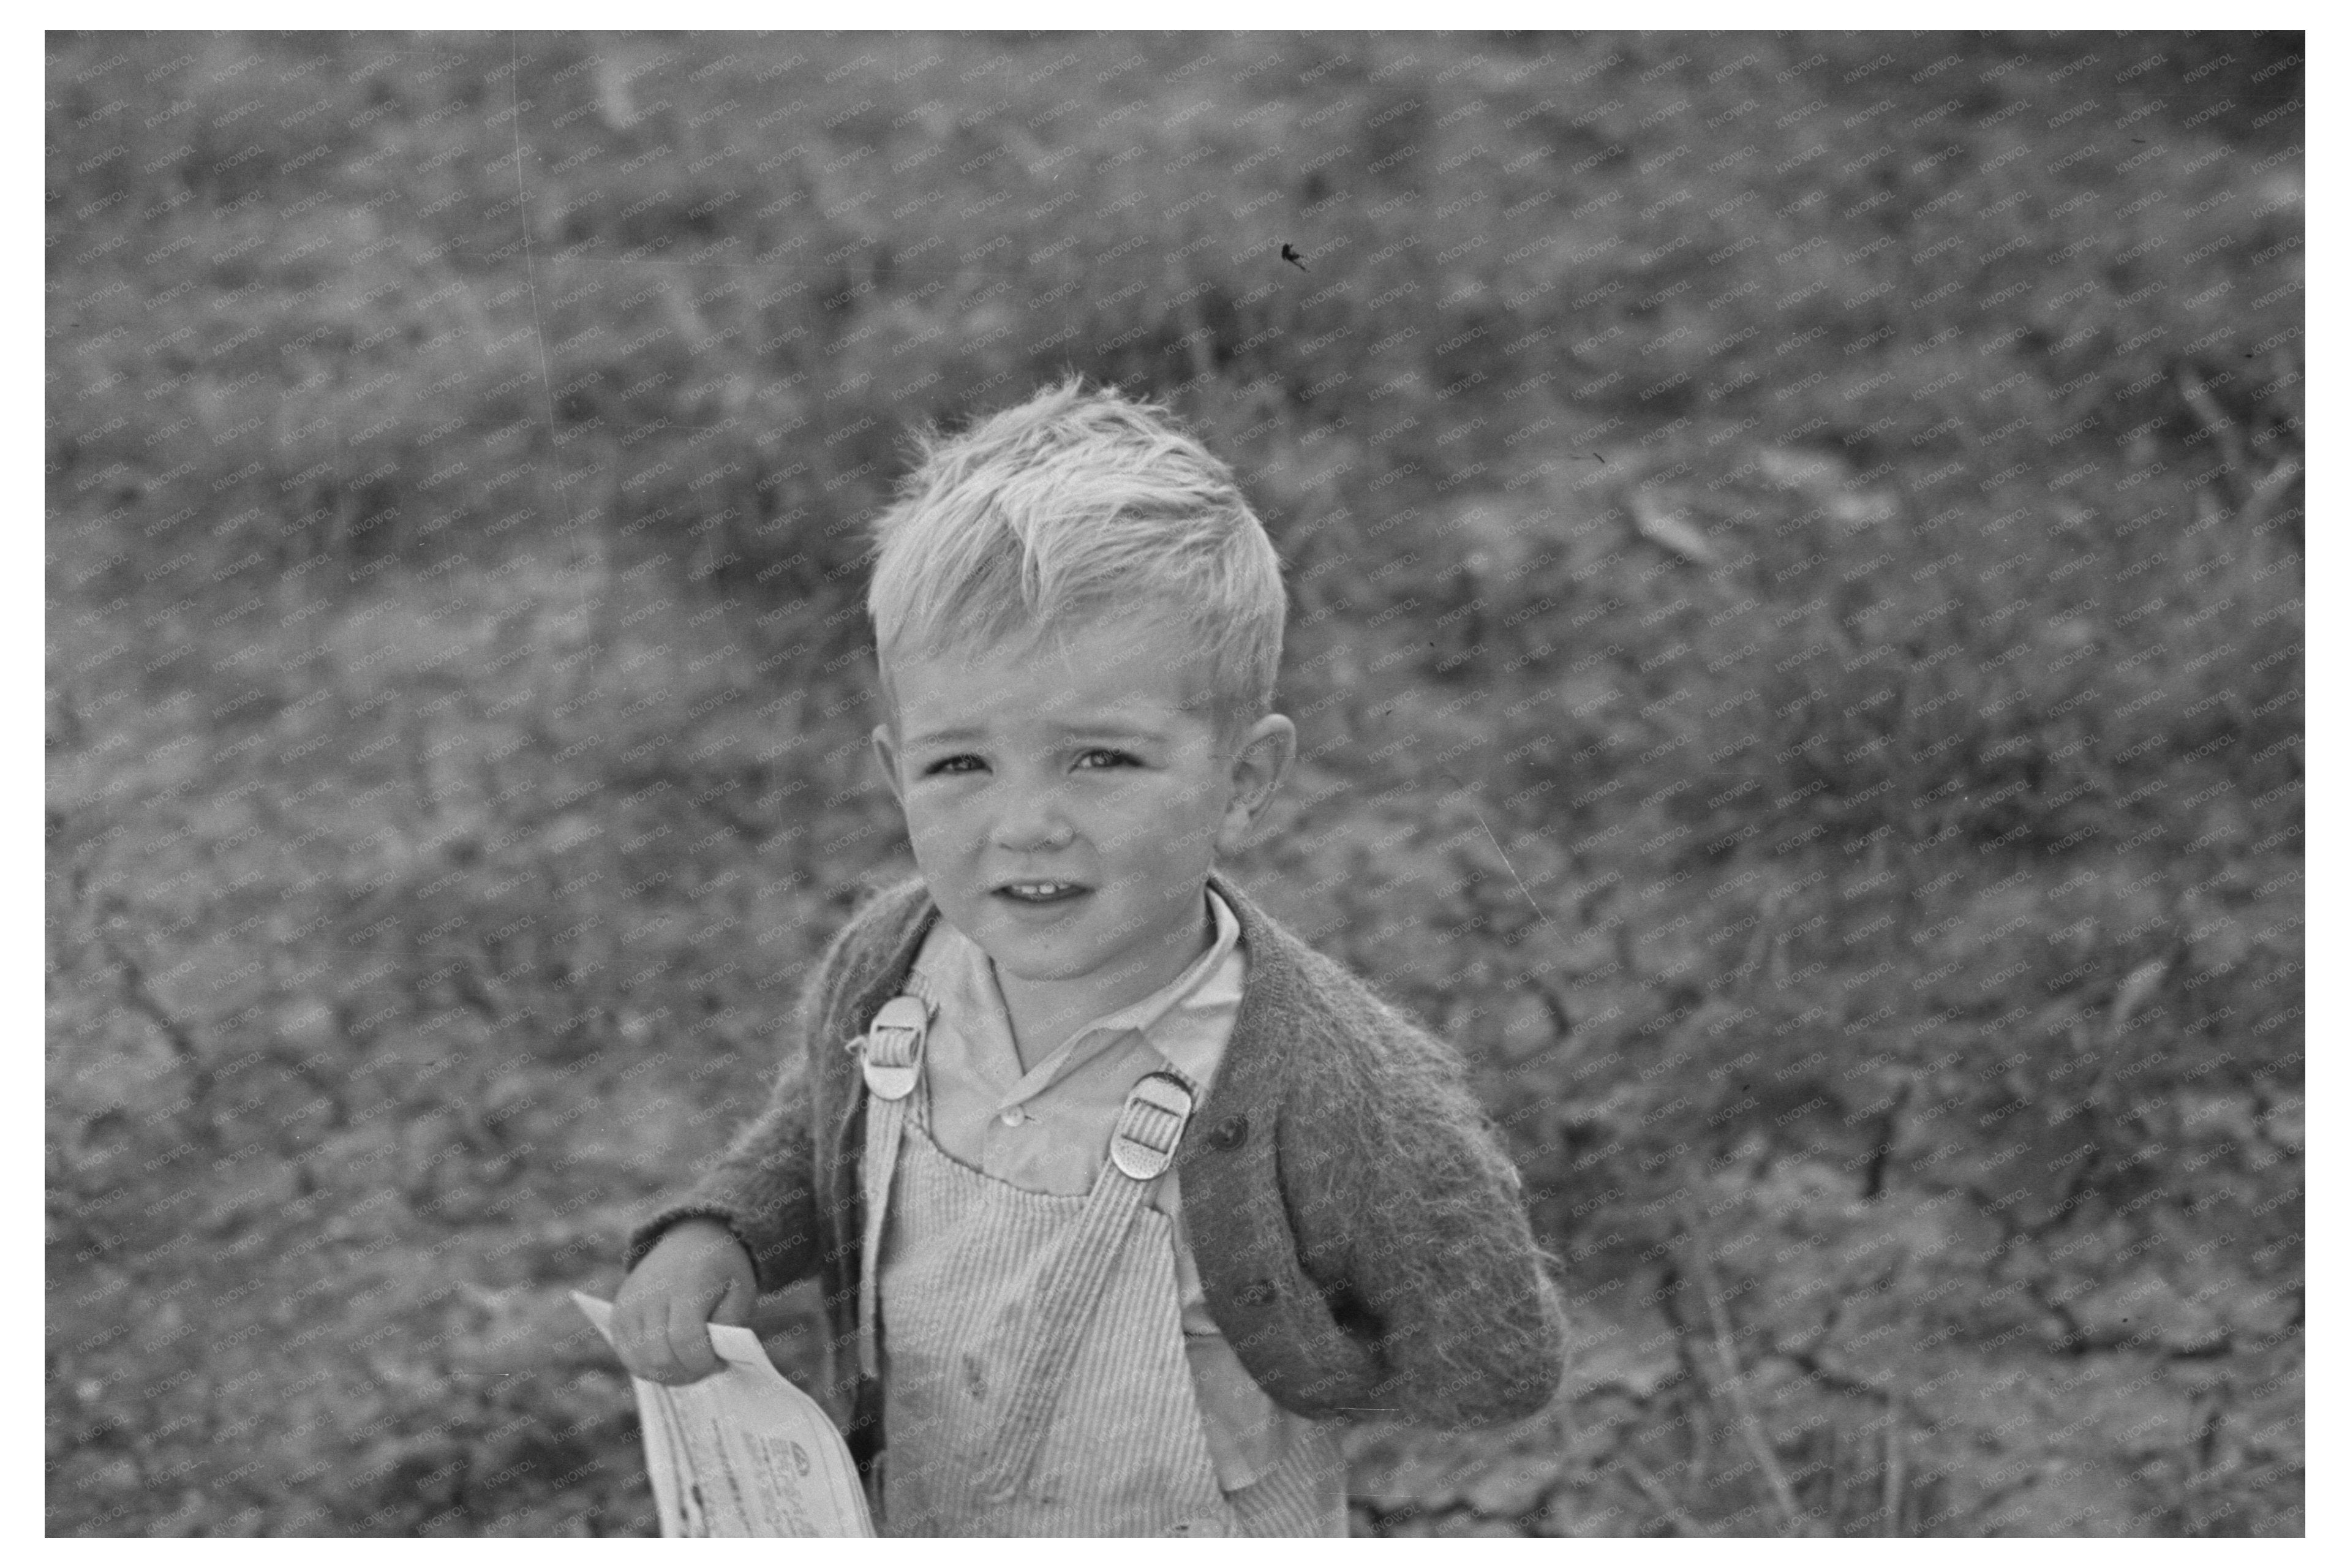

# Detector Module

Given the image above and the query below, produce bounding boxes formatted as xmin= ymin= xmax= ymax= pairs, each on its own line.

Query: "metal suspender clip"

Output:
xmin=858 ymin=995 xmax=930 ymax=1101
xmin=1109 ymin=1070 xmax=1195 ymax=1180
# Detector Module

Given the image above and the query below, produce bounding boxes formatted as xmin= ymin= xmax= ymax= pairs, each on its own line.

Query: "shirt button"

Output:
xmin=998 ymin=1106 xmax=1025 ymax=1127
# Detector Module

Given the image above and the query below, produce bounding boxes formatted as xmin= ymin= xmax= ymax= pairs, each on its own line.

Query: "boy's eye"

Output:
xmin=920 ymin=749 xmax=1137 ymax=777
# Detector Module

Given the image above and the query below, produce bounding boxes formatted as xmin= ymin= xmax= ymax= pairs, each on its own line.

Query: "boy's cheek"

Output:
xmin=902 ymin=813 xmax=956 ymax=854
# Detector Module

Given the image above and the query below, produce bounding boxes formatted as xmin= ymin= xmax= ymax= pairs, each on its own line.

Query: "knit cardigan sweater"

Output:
xmin=623 ymin=867 xmax=1570 ymax=1453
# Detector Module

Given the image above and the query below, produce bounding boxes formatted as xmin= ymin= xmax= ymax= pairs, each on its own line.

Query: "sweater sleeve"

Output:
xmin=619 ymin=898 xmax=864 ymax=1295
xmin=1292 ymin=982 xmax=1570 ymax=1431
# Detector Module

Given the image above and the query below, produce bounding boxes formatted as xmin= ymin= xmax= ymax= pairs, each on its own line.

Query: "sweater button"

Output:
xmin=1239 ymin=1278 xmax=1278 ymax=1305
xmin=1208 ymin=1114 xmax=1248 ymax=1150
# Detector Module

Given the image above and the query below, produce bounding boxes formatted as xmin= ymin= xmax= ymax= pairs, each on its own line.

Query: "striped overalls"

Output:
xmin=852 ymin=984 xmax=1349 ymax=1536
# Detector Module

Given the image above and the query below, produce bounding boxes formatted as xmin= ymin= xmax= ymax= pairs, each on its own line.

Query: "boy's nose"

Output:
xmin=993 ymin=820 xmax=1076 ymax=853
xmin=991 ymin=805 xmax=1076 ymax=853
xmin=989 ymin=783 xmax=1079 ymax=849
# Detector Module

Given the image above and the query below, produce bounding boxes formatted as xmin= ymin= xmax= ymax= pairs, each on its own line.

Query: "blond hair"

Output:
xmin=863 ymin=372 xmax=1287 ymax=753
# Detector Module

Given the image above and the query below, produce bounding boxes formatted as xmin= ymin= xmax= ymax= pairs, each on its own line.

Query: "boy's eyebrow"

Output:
xmin=909 ymin=720 xmax=1170 ymax=745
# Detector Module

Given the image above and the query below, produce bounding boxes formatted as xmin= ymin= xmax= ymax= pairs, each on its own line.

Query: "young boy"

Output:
xmin=611 ymin=374 xmax=1568 ymax=1537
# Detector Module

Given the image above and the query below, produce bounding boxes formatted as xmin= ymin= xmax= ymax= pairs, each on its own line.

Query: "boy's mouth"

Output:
xmin=993 ymin=881 xmax=1092 ymax=907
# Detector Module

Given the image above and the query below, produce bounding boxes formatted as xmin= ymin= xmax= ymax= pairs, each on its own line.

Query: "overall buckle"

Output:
xmin=1109 ymin=1070 xmax=1195 ymax=1180
xmin=858 ymin=995 xmax=930 ymax=1101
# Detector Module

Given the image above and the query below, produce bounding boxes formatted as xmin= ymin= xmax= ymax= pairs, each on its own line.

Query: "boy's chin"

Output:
xmin=970 ymin=925 xmax=1115 ymax=986
xmin=984 ymin=950 xmax=1096 ymax=985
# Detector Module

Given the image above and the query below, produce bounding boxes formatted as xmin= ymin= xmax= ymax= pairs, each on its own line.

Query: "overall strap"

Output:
xmin=970 ymin=1069 xmax=1197 ymax=1507
xmin=854 ymin=990 xmax=933 ymax=1382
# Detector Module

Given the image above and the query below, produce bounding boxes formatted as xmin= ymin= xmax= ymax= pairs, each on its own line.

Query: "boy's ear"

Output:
xmin=870 ymin=723 xmax=905 ymax=811
xmin=1216 ymin=714 xmax=1297 ymax=855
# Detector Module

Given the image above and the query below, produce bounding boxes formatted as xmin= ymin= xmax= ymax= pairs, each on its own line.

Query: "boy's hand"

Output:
xmin=611 ymin=1218 xmax=757 ymax=1385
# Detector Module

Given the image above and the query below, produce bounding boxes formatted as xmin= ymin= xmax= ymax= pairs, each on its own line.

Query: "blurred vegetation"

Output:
xmin=48 ymin=29 xmax=2299 ymax=1537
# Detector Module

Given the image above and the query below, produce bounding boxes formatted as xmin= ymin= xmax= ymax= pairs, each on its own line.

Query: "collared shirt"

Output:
xmin=900 ymin=884 xmax=1304 ymax=1494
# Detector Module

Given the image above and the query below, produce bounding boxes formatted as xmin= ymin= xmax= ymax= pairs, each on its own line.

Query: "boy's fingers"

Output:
xmin=663 ymin=1294 xmax=723 ymax=1382
xmin=621 ymin=1330 xmax=672 ymax=1382
xmin=609 ymin=1238 xmax=749 ymax=1382
xmin=709 ymin=1275 xmax=753 ymax=1327
xmin=609 ymin=1298 xmax=654 ymax=1375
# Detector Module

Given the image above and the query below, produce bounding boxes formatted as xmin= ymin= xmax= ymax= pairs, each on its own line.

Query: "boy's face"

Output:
xmin=872 ymin=614 xmax=1294 ymax=1011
